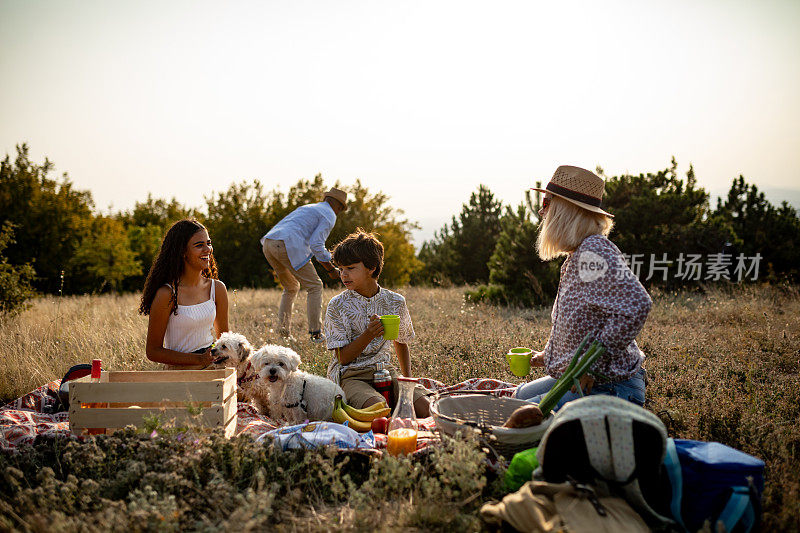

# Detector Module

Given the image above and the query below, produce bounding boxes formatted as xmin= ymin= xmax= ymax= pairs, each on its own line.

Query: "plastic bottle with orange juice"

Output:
xmin=386 ymin=377 xmax=418 ymax=456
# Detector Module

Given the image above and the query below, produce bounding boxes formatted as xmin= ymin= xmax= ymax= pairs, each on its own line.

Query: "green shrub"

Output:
xmin=416 ymin=185 xmax=504 ymax=285
xmin=0 ymin=429 xmax=505 ymax=531
xmin=0 ymin=223 xmax=36 ymax=316
xmin=464 ymin=204 xmax=560 ymax=307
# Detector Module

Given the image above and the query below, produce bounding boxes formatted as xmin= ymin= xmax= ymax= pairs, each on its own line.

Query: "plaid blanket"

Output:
xmin=1 ymin=377 xmax=517 ymax=453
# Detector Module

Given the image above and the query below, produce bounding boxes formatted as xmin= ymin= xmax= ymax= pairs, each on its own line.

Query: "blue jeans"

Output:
xmin=514 ymin=368 xmax=647 ymax=410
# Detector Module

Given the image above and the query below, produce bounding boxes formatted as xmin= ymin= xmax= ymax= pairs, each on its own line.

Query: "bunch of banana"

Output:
xmin=332 ymin=395 xmax=391 ymax=432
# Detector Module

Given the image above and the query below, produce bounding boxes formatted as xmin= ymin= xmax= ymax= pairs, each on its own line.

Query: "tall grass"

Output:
xmin=1 ymin=284 xmax=799 ymax=529
xmin=0 ymin=286 xmax=551 ymax=401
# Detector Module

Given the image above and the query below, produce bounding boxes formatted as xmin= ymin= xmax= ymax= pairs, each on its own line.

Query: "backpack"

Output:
xmin=44 ymin=363 xmax=94 ymax=413
xmin=481 ymin=479 xmax=651 ymax=533
xmin=535 ymin=395 xmax=674 ymax=527
xmin=661 ymin=438 xmax=764 ymax=533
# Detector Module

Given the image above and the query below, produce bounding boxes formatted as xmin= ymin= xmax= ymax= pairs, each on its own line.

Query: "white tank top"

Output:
xmin=163 ymin=281 xmax=216 ymax=353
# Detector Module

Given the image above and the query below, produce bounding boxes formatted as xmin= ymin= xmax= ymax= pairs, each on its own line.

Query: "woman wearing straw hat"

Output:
xmin=514 ymin=166 xmax=651 ymax=409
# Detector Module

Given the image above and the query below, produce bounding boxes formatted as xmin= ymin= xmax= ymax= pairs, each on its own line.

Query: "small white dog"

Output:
xmin=209 ymin=332 xmax=271 ymax=414
xmin=251 ymin=344 xmax=345 ymax=424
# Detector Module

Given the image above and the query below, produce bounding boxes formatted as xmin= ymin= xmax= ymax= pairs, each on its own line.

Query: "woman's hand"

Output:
xmin=570 ymin=374 xmax=595 ymax=395
xmin=197 ymin=348 xmax=215 ymax=368
xmin=362 ymin=314 xmax=385 ymax=341
xmin=530 ymin=350 xmax=545 ymax=367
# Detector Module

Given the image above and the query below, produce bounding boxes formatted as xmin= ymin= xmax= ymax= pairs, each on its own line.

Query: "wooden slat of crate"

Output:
xmin=222 ymin=388 xmax=236 ymax=421
xmin=222 ymin=367 xmax=236 ymax=404
xmin=71 ymin=381 xmax=226 ymax=403
xmin=221 ymin=372 xmax=237 ymax=438
xmin=69 ymin=406 xmax=227 ymax=430
xmin=221 ymin=401 xmax=236 ymax=438
xmin=222 ymin=416 xmax=236 ymax=438
xmin=107 ymin=369 xmax=232 ymax=383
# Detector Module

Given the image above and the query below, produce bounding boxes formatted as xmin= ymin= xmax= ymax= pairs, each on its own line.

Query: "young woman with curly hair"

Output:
xmin=139 ymin=219 xmax=229 ymax=369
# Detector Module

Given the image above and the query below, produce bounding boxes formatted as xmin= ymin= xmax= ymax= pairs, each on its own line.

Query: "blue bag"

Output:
xmin=663 ymin=438 xmax=764 ymax=533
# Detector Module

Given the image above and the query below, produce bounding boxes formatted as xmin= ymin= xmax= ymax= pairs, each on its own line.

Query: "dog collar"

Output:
xmin=237 ymin=361 xmax=258 ymax=386
xmin=284 ymin=379 xmax=308 ymax=412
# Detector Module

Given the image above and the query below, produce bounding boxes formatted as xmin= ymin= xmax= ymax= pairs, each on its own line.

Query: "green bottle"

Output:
xmin=504 ymin=447 xmax=539 ymax=491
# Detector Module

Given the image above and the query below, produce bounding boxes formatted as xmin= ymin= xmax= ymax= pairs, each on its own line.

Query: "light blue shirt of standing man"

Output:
xmin=260 ymin=187 xmax=347 ymax=343
xmin=261 ymin=202 xmax=336 ymax=269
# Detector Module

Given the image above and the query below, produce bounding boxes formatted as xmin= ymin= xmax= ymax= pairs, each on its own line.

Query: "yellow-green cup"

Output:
xmin=506 ymin=347 xmax=533 ymax=377
xmin=380 ymin=314 xmax=400 ymax=340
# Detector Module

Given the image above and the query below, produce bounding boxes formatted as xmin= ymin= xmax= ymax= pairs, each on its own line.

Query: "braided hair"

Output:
xmin=138 ymin=219 xmax=218 ymax=316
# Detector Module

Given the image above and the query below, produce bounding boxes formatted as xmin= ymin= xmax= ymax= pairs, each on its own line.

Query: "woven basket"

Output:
xmin=430 ymin=391 xmax=554 ymax=458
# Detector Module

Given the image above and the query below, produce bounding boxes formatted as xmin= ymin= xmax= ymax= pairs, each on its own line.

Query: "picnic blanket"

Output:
xmin=0 ymin=377 xmax=517 ymax=453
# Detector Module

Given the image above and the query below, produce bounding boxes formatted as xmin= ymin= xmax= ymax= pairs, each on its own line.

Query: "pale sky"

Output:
xmin=2 ymin=0 xmax=799 ymax=244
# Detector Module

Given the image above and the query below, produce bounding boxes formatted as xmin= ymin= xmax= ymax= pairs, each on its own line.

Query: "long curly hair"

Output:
xmin=139 ymin=219 xmax=218 ymax=316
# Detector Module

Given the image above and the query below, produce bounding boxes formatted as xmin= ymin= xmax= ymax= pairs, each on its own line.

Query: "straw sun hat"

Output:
xmin=531 ymin=165 xmax=614 ymax=218
xmin=323 ymin=187 xmax=348 ymax=211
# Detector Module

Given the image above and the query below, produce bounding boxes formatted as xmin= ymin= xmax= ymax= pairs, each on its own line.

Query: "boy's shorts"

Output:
xmin=340 ymin=364 xmax=430 ymax=409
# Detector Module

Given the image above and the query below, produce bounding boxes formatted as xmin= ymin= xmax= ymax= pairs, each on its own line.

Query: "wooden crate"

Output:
xmin=69 ymin=368 xmax=237 ymax=438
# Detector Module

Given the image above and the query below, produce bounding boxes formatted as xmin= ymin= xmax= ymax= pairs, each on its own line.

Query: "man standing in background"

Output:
xmin=261 ymin=188 xmax=347 ymax=342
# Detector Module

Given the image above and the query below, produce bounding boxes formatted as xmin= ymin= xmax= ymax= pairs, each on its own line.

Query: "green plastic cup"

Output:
xmin=506 ymin=347 xmax=532 ymax=377
xmin=380 ymin=314 xmax=400 ymax=340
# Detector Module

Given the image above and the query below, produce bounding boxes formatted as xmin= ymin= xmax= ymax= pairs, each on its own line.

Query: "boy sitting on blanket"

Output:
xmin=324 ymin=229 xmax=430 ymax=417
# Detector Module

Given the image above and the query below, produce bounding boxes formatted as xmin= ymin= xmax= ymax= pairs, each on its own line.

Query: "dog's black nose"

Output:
xmin=269 ymin=368 xmax=277 ymax=375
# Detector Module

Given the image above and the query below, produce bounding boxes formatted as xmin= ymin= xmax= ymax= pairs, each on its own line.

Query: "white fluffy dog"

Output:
xmin=251 ymin=344 xmax=345 ymax=424
xmin=209 ymin=332 xmax=271 ymax=414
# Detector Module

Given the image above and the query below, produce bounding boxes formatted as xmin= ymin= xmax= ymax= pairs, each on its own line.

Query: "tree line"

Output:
xmin=2 ymin=145 xmax=798 ymax=314
xmin=420 ymin=158 xmax=800 ymax=305
xmin=0 ymin=144 xmax=419 ymax=312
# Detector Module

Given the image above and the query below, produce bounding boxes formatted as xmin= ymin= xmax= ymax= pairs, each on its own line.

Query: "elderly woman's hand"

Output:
xmin=571 ymin=374 xmax=595 ymax=395
xmin=530 ymin=351 xmax=545 ymax=367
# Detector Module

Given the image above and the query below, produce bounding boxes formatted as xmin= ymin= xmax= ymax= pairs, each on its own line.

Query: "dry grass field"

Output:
xmin=1 ymin=284 xmax=799 ymax=530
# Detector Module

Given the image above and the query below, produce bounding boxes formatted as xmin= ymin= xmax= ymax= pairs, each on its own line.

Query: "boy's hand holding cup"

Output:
xmin=365 ymin=314 xmax=385 ymax=340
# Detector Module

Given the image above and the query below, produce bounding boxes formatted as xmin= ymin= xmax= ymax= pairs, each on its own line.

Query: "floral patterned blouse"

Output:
xmin=324 ymin=287 xmax=415 ymax=383
xmin=543 ymin=234 xmax=652 ymax=382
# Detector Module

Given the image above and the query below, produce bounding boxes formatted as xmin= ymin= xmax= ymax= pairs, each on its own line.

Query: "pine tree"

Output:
xmin=417 ymin=185 xmax=503 ymax=284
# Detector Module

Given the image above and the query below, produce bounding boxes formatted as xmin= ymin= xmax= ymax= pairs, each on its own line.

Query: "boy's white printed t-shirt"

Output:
xmin=324 ymin=287 xmax=415 ymax=383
